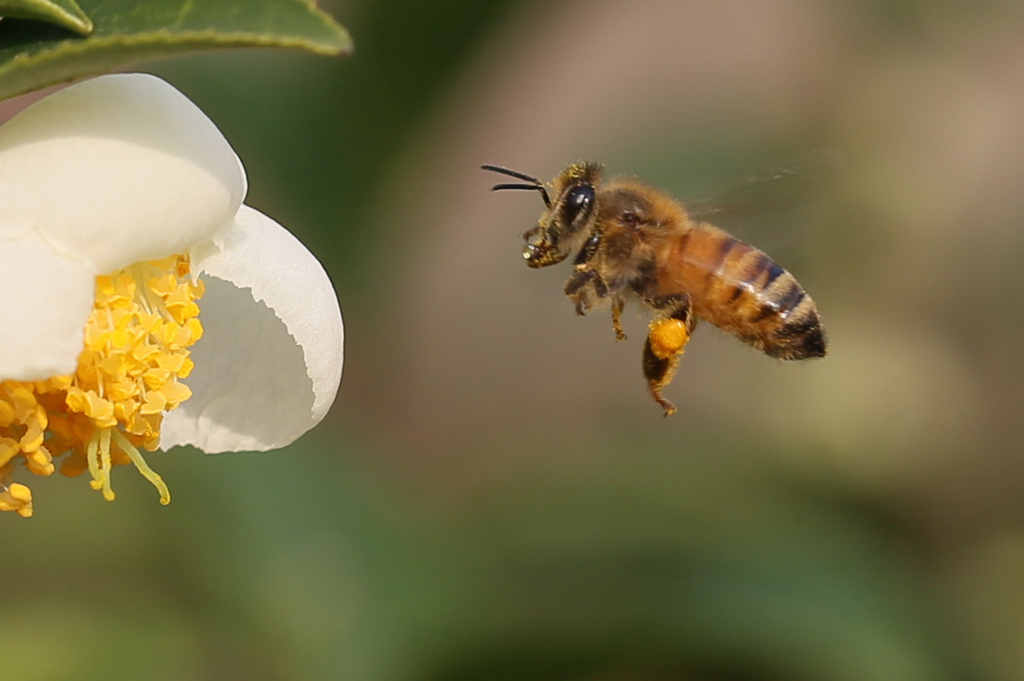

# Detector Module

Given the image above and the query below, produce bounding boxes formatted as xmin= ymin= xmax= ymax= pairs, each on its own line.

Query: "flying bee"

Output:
xmin=482 ymin=161 xmax=828 ymax=415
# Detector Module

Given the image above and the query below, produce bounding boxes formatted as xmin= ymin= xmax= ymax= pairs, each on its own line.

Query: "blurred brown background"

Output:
xmin=6 ymin=1 xmax=1024 ymax=679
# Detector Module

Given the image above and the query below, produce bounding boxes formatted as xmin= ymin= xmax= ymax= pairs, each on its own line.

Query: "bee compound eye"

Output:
xmin=561 ymin=185 xmax=595 ymax=226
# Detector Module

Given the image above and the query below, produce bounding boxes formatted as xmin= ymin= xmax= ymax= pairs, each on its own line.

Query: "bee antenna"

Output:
xmin=491 ymin=183 xmax=552 ymax=209
xmin=482 ymin=164 xmax=552 ymax=208
xmin=482 ymin=164 xmax=541 ymax=183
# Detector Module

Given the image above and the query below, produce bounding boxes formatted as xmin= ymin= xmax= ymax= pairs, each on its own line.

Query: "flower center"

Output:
xmin=0 ymin=254 xmax=203 ymax=517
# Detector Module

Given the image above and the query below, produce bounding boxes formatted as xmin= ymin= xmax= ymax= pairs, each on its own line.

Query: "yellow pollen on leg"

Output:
xmin=648 ymin=318 xmax=690 ymax=360
xmin=0 ymin=254 xmax=203 ymax=516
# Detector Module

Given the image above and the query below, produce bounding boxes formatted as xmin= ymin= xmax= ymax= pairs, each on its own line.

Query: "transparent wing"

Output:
xmin=684 ymin=149 xmax=844 ymax=223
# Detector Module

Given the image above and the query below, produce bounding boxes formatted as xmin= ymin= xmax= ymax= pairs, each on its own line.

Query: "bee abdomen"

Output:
xmin=673 ymin=226 xmax=827 ymax=360
xmin=725 ymin=250 xmax=827 ymax=360
xmin=766 ymin=307 xmax=827 ymax=359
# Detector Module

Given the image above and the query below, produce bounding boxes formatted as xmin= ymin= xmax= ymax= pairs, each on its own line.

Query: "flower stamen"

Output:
xmin=0 ymin=254 xmax=202 ymax=516
xmin=113 ymin=429 xmax=170 ymax=505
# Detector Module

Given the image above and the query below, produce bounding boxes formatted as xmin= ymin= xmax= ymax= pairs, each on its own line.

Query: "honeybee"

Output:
xmin=483 ymin=161 xmax=828 ymax=415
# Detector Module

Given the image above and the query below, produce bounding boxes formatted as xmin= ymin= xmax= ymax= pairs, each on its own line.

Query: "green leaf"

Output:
xmin=0 ymin=0 xmax=92 ymax=35
xmin=0 ymin=0 xmax=352 ymax=101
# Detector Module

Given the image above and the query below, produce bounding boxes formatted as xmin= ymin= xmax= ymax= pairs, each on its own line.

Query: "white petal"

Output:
xmin=0 ymin=74 xmax=246 ymax=273
xmin=160 ymin=206 xmax=344 ymax=452
xmin=0 ymin=232 xmax=94 ymax=380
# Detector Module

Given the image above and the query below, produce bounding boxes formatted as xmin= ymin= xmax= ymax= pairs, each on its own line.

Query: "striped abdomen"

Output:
xmin=656 ymin=223 xmax=827 ymax=359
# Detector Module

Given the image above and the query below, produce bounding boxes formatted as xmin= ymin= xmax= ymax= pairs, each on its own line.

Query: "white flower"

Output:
xmin=0 ymin=74 xmax=344 ymax=517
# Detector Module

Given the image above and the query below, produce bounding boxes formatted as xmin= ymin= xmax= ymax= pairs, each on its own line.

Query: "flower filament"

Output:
xmin=0 ymin=255 xmax=203 ymax=517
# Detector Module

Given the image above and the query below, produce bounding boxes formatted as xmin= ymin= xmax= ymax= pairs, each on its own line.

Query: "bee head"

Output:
xmin=483 ymin=162 xmax=602 ymax=268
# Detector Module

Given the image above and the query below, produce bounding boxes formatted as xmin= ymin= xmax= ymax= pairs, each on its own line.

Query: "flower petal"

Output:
xmin=0 ymin=74 xmax=246 ymax=273
xmin=0 ymin=232 xmax=94 ymax=380
xmin=160 ymin=206 xmax=344 ymax=453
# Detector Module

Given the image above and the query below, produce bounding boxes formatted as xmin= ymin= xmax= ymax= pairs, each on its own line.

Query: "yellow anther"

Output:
xmin=177 ymin=357 xmax=195 ymax=379
xmin=163 ymin=381 xmax=192 ymax=407
xmin=106 ymin=380 xmax=137 ymax=403
xmin=140 ymin=391 xmax=167 ymax=415
xmin=110 ymin=327 xmax=132 ymax=349
xmin=7 ymin=386 xmax=37 ymax=420
xmin=94 ymin=276 xmax=116 ymax=298
xmin=19 ymin=422 xmax=45 ymax=453
xmin=99 ymin=353 xmax=125 ymax=377
xmin=113 ymin=401 xmax=134 ymax=424
xmin=147 ymin=273 xmax=177 ymax=298
xmin=24 ymin=447 xmax=54 ymax=476
xmin=0 ymin=481 xmax=33 ymax=517
xmin=184 ymin=318 xmax=203 ymax=344
xmin=174 ymin=256 xmax=191 ymax=279
xmin=0 ymin=400 xmax=15 ymax=428
xmin=126 ymin=413 xmax=150 ymax=436
xmin=157 ymin=353 xmax=187 ymax=374
xmin=143 ymin=368 xmax=170 ymax=390
xmin=136 ymin=311 xmax=163 ymax=333
xmin=59 ymin=455 xmax=87 ymax=477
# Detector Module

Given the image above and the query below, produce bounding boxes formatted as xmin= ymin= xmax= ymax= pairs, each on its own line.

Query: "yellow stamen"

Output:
xmin=112 ymin=429 xmax=170 ymax=505
xmin=0 ymin=254 xmax=202 ymax=516
xmin=99 ymin=427 xmax=114 ymax=501
xmin=86 ymin=428 xmax=101 ymax=488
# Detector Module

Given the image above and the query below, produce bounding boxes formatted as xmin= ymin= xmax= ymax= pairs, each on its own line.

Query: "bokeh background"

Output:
xmin=6 ymin=0 xmax=1024 ymax=679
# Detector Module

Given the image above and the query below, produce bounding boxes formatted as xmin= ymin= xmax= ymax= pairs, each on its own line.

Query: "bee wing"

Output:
xmin=685 ymin=149 xmax=844 ymax=223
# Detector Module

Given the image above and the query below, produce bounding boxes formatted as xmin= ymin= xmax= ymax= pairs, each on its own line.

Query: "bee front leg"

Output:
xmin=642 ymin=294 xmax=696 ymax=416
xmin=564 ymin=265 xmax=608 ymax=316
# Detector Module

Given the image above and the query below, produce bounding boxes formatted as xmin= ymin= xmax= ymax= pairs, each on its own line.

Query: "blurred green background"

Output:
xmin=7 ymin=0 xmax=1024 ymax=679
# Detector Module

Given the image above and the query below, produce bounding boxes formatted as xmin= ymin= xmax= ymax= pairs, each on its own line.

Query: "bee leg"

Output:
xmin=642 ymin=295 xmax=695 ymax=416
xmin=611 ymin=296 xmax=627 ymax=341
xmin=574 ymin=231 xmax=603 ymax=266
xmin=564 ymin=265 xmax=608 ymax=316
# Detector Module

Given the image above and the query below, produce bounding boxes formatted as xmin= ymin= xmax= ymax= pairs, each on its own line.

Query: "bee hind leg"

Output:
xmin=642 ymin=295 xmax=695 ymax=416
